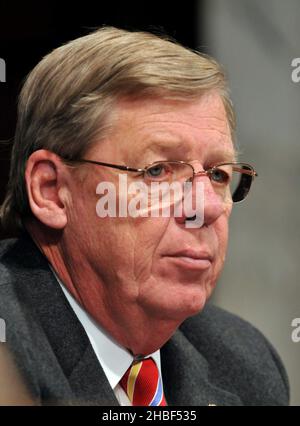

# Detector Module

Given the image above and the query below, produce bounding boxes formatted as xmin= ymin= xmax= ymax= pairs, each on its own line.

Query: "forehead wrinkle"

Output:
xmin=134 ymin=116 xmax=231 ymax=140
xmin=134 ymin=116 xmax=229 ymax=129
xmin=128 ymin=125 xmax=234 ymax=162
xmin=132 ymin=117 xmax=231 ymax=145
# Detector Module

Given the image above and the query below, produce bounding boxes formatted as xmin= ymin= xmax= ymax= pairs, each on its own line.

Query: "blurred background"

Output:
xmin=0 ymin=0 xmax=299 ymax=405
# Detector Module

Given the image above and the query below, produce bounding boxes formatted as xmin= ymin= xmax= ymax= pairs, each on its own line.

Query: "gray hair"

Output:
xmin=0 ymin=26 xmax=235 ymax=232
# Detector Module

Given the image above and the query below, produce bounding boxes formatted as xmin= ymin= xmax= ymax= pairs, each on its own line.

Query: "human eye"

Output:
xmin=210 ymin=167 xmax=231 ymax=185
xmin=145 ymin=162 xmax=173 ymax=181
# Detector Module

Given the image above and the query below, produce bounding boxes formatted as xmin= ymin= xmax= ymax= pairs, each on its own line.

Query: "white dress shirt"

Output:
xmin=51 ymin=269 xmax=163 ymax=406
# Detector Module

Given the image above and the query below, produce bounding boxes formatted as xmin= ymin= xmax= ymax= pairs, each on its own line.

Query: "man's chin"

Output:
xmin=146 ymin=285 xmax=211 ymax=323
xmin=177 ymin=291 xmax=209 ymax=320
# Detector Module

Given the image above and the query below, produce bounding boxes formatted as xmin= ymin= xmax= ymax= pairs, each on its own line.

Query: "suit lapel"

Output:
xmin=161 ymin=329 xmax=243 ymax=406
xmin=67 ymin=344 xmax=119 ymax=405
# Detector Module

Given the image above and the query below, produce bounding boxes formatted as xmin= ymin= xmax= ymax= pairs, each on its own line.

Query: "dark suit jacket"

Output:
xmin=0 ymin=233 xmax=289 ymax=406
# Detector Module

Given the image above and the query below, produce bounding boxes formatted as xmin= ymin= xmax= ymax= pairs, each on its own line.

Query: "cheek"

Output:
xmin=132 ymin=217 xmax=171 ymax=280
xmin=218 ymin=217 xmax=229 ymax=247
xmin=213 ymin=216 xmax=230 ymax=271
xmin=76 ymin=212 xmax=170 ymax=284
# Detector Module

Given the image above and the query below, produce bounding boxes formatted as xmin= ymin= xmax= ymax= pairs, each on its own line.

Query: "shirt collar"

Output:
xmin=51 ymin=267 xmax=161 ymax=389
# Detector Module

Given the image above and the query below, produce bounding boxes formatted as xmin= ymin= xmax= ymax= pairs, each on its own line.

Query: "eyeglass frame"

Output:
xmin=63 ymin=158 xmax=258 ymax=203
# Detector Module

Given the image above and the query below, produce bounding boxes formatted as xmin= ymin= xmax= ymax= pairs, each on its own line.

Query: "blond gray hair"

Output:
xmin=0 ymin=26 xmax=235 ymax=232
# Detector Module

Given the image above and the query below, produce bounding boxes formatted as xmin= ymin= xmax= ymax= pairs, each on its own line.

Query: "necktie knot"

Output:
xmin=120 ymin=357 xmax=166 ymax=406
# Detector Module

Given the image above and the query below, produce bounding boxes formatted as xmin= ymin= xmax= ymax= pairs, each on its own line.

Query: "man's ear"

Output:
xmin=25 ymin=149 xmax=69 ymax=229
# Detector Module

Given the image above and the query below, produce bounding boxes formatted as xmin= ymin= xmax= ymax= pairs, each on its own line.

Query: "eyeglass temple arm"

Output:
xmin=232 ymin=166 xmax=258 ymax=177
xmin=72 ymin=159 xmax=144 ymax=173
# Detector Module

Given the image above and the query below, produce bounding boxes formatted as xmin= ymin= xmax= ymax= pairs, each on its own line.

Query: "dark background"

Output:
xmin=0 ymin=0 xmax=204 ymax=238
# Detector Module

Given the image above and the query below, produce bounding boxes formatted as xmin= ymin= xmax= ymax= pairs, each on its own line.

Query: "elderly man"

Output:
xmin=0 ymin=27 xmax=289 ymax=406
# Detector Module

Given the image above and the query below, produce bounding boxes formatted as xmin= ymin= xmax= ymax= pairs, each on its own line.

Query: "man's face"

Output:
xmin=67 ymin=91 xmax=234 ymax=324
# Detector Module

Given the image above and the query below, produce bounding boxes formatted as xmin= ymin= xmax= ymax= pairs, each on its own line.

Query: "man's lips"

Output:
xmin=162 ymin=249 xmax=213 ymax=271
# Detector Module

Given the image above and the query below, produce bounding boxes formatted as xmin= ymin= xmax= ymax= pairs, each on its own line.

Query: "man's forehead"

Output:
xmin=105 ymin=94 xmax=235 ymax=162
xmin=116 ymin=94 xmax=228 ymax=126
xmin=136 ymin=137 xmax=236 ymax=162
xmin=116 ymin=93 xmax=230 ymax=132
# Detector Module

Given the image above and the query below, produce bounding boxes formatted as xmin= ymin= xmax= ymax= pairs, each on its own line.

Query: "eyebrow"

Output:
xmin=203 ymin=149 xmax=238 ymax=163
xmin=140 ymin=139 xmax=188 ymax=157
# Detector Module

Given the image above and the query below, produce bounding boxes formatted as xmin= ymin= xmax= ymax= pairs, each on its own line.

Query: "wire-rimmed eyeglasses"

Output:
xmin=63 ymin=158 xmax=258 ymax=203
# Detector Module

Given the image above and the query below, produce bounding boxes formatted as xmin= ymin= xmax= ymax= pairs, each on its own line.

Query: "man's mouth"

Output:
xmin=162 ymin=249 xmax=213 ymax=271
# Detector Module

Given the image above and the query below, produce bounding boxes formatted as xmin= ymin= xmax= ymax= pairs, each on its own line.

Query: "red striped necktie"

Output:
xmin=120 ymin=357 xmax=167 ymax=406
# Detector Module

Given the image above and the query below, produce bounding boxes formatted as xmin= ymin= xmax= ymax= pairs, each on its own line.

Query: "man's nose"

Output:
xmin=200 ymin=176 xmax=225 ymax=226
xmin=175 ymin=174 xmax=225 ymax=227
